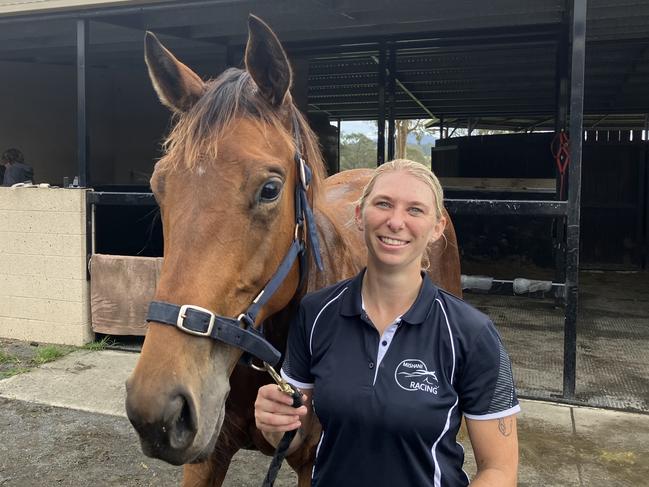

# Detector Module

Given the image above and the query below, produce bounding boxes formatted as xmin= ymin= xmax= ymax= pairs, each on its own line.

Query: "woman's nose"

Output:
xmin=387 ymin=211 xmax=405 ymax=231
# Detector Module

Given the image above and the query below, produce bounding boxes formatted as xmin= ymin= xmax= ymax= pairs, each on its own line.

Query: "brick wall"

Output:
xmin=0 ymin=187 xmax=92 ymax=345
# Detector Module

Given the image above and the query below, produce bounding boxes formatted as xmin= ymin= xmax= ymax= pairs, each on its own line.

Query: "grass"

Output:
xmin=82 ymin=336 xmax=114 ymax=351
xmin=0 ymin=348 xmax=28 ymax=380
xmin=0 ymin=337 xmax=117 ymax=381
xmin=31 ymin=345 xmax=73 ymax=365
xmin=0 ymin=350 xmax=18 ymax=365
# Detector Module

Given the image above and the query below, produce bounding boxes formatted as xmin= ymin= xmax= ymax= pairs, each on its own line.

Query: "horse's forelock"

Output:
xmin=158 ymin=68 xmax=325 ymax=195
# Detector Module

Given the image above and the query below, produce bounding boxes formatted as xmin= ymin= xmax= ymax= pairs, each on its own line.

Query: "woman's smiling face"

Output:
xmin=356 ymin=170 xmax=446 ymax=273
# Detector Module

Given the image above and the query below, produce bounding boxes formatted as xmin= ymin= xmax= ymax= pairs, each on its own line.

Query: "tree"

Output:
xmin=405 ymin=145 xmax=427 ymax=164
xmin=395 ymin=119 xmax=432 ymax=159
xmin=339 ymin=132 xmax=377 ymax=170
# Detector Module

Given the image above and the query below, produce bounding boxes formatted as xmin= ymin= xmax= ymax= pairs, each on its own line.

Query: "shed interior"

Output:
xmin=0 ymin=0 xmax=647 ymax=269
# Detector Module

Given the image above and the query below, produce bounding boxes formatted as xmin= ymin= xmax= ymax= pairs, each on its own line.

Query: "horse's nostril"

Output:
xmin=168 ymin=394 xmax=197 ymax=450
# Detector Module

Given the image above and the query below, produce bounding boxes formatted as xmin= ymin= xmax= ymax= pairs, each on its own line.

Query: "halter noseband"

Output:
xmin=145 ymin=117 xmax=323 ymax=367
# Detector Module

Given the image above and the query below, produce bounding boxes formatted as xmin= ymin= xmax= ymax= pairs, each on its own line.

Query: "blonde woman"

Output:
xmin=255 ymin=160 xmax=519 ymax=486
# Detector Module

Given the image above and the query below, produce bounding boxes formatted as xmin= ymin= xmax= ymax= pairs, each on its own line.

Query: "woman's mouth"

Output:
xmin=378 ymin=236 xmax=409 ymax=247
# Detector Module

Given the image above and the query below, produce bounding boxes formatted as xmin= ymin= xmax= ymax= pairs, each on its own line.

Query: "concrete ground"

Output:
xmin=0 ymin=350 xmax=647 ymax=486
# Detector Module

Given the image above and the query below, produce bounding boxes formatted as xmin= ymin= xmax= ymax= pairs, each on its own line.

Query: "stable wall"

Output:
xmin=0 ymin=187 xmax=92 ymax=346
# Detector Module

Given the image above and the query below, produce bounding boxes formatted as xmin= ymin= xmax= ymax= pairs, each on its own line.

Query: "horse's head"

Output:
xmin=125 ymin=15 xmax=324 ymax=465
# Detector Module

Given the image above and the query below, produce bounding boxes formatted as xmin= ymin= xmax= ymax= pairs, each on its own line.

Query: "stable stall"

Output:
xmin=1 ymin=0 xmax=648 ymax=408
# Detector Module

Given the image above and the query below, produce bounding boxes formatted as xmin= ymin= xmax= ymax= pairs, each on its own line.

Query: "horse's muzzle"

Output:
xmin=125 ymin=387 xmax=198 ymax=465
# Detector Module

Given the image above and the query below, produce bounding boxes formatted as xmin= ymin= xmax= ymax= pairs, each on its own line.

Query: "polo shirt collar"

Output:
xmin=340 ymin=269 xmax=365 ymax=317
xmin=340 ymin=268 xmax=438 ymax=325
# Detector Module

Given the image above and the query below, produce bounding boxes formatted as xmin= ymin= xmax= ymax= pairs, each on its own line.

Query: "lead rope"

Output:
xmin=261 ymin=114 xmax=309 ymax=486
xmin=261 ymin=362 xmax=304 ymax=487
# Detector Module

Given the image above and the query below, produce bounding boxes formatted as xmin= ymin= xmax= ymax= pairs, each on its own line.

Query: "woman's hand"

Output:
xmin=255 ymin=384 xmax=309 ymax=434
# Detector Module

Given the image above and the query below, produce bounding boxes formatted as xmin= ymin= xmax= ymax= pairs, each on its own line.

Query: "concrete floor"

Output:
xmin=1 ymin=269 xmax=647 ymax=485
xmin=1 ymin=349 xmax=648 ymax=486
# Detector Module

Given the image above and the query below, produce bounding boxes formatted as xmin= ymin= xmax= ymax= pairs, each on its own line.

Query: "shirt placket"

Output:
xmin=373 ymin=320 xmax=400 ymax=385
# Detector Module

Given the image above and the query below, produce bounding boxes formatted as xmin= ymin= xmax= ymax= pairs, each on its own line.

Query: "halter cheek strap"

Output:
xmin=145 ymin=118 xmax=322 ymax=367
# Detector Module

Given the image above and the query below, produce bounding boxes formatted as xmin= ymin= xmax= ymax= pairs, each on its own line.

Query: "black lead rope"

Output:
xmin=262 ymin=385 xmax=304 ymax=487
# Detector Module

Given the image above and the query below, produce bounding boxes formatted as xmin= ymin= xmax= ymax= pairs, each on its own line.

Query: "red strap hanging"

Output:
xmin=551 ymin=131 xmax=570 ymax=199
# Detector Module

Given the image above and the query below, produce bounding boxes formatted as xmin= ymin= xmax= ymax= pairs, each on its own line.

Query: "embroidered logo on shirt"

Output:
xmin=394 ymin=359 xmax=439 ymax=394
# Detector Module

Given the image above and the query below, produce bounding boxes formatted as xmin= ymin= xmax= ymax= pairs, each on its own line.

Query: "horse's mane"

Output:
xmin=160 ymin=67 xmax=326 ymax=194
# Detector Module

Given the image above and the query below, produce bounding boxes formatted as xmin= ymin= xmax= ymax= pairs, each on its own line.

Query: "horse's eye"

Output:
xmin=259 ymin=179 xmax=283 ymax=203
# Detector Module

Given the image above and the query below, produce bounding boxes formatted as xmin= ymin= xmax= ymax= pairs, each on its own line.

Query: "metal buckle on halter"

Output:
xmin=298 ymin=157 xmax=308 ymax=190
xmin=176 ymin=304 xmax=215 ymax=337
xmin=237 ymin=313 xmax=255 ymax=329
xmin=294 ymin=222 xmax=305 ymax=242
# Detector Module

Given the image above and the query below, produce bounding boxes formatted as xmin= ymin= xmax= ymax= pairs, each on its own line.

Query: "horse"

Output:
xmin=125 ymin=15 xmax=461 ymax=487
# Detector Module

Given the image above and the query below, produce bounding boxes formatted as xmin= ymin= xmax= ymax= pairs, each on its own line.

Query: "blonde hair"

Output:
xmin=358 ymin=159 xmax=445 ymax=220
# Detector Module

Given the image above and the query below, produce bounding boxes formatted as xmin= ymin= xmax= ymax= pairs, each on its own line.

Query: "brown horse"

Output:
xmin=125 ymin=15 xmax=461 ymax=487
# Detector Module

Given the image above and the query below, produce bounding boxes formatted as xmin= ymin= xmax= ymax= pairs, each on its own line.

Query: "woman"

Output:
xmin=1 ymin=148 xmax=34 ymax=186
xmin=255 ymin=159 xmax=520 ymax=486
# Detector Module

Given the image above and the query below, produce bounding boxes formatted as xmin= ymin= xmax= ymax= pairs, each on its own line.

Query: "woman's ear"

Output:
xmin=354 ymin=204 xmax=364 ymax=231
xmin=430 ymin=215 xmax=447 ymax=242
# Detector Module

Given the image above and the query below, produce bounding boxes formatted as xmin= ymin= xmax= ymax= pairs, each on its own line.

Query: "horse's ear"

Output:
xmin=144 ymin=31 xmax=206 ymax=113
xmin=245 ymin=15 xmax=292 ymax=107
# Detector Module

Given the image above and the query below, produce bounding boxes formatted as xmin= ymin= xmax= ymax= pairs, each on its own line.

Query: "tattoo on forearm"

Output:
xmin=498 ymin=418 xmax=513 ymax=437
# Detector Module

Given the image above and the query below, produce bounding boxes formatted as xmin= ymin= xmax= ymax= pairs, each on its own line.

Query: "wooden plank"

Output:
xmin=90 ymin=254 xmax=162 ymax=336
xmin=440 ymin=177 xmax=555 ymax=192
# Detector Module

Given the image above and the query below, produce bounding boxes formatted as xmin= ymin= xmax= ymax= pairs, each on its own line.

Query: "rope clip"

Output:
xmin=263 ymin=362 xmax=295 ymax=396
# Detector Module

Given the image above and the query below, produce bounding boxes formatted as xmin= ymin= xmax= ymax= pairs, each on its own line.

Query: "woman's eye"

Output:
xmin=376 ymin=201 xmax=390 ymax=208
xmin=259 ymin=179 xmax=283 ymax=202
xmin=409 ymin=207 xmax=423 ymax=214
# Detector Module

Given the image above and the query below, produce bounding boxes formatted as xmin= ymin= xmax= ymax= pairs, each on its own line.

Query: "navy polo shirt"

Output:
xmin=281 ymin=269 xmax=520 ymax=487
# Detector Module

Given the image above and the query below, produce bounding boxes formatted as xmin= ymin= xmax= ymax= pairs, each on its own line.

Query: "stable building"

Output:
xmin=0 ymin=0 xmax=647 ymax=410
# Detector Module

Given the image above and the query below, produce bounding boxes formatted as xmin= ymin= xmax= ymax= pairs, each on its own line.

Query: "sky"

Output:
xmin=340 ymin=120 xmax=377 ymax=139
xmin=339 ymin=120 xmax=437 ymax=145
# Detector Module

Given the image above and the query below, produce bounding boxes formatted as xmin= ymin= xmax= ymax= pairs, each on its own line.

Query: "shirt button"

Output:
xmin=369 ymin=362 xmax=375 ymax=369
xmin=381 ymin=340 xmax=388 ymax=346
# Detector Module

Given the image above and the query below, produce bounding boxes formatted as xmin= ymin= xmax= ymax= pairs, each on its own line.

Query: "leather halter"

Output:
xmin=145 ymin=117 xmax=323 ymax=367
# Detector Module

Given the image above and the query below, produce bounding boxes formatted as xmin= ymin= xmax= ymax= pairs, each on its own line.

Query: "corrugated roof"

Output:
xmin=0 ymin=0 xmax=647 ymax=126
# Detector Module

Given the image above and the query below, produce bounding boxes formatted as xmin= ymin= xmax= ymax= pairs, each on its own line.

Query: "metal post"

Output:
xmin=77 ymin=19 xmax=88 ymax=187
xmin=85 ymin=193 xmax=93 ymax=281
xmin=644 ymin=114 xmax=649 ymax=269
xmin=439 ymin=115 xmax=444 ymax=140
xmin=554 ymin=13 xmax=570 ymax=299
xmin=637 ymin=135 xmax=646 ymax=269
xmin=554 ymin=22 xmax=570 ymax=135
xmin=77 ymin=19 xmax=92 ymax=279
xmin=563 ymin=0 xmax=587 ymax=400
xmin=377 ymin=45 xmax=386 ymax=165
xmin=336 ymin=118 xmax=342 ymax=172
xmin=387 ymin=45 xmax=396 ymax=161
